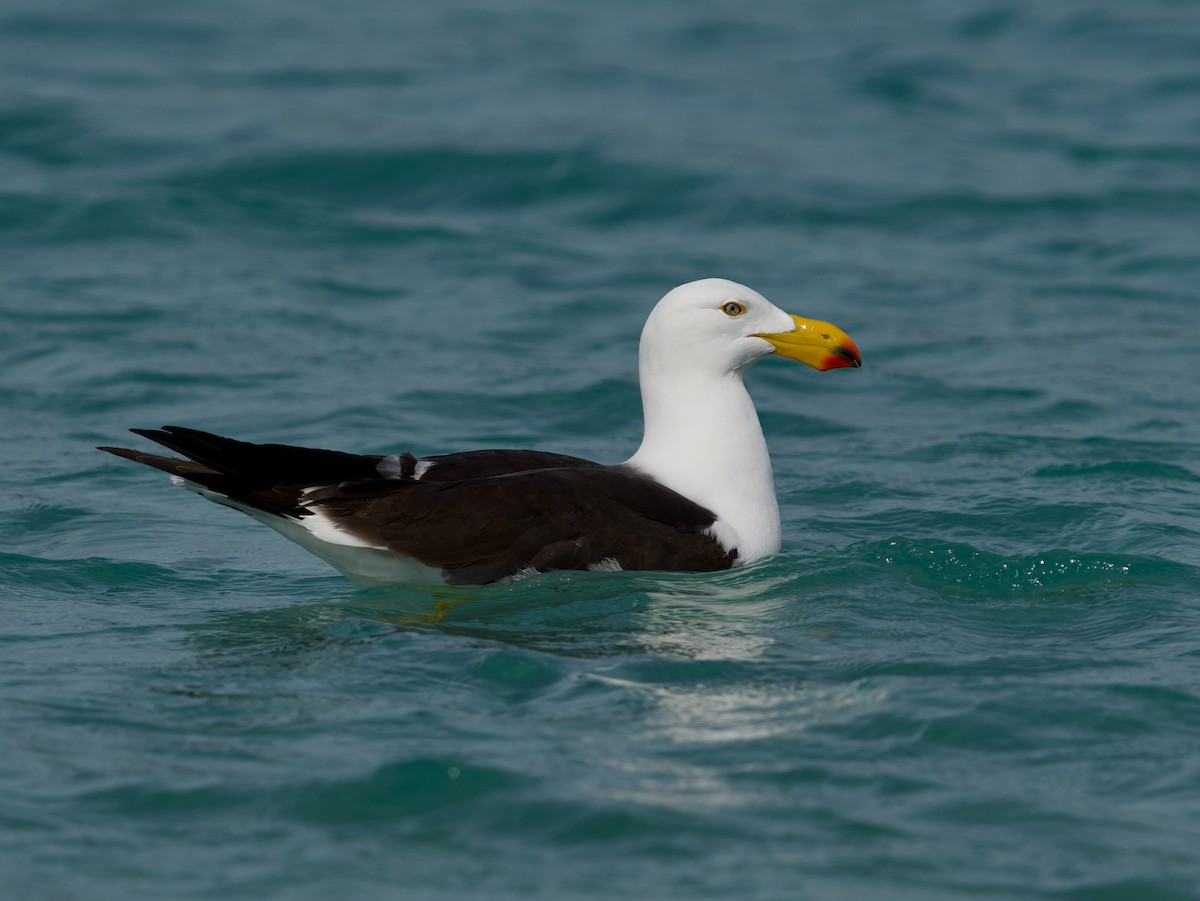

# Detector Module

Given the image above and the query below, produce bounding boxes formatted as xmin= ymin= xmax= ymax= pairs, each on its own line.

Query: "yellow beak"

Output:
xmin=754 ymin=314 xmax=862 ymax=371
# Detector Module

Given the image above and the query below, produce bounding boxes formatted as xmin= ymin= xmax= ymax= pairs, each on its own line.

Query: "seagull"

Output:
xmin=100 ymin=278 xmax=860 ymax=585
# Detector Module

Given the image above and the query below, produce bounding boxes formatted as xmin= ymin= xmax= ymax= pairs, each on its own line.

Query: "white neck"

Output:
xmin=625 ymin=361 xmax=781 ymax=564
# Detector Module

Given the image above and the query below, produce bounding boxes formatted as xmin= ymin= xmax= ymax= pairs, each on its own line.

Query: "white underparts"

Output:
xmin=170 ymin=476 xmax=443 ymax=586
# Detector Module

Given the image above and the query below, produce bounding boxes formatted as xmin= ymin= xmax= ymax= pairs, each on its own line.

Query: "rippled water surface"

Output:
xmin=3 ymin=1 xmax=1200 ymax=898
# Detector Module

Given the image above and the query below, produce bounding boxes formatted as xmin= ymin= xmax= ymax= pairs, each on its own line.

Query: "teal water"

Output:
xmin=3 ymin=1 xmax=1200 ymax=898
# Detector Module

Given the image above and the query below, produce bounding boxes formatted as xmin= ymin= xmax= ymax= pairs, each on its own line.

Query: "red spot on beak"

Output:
xmin=823 ymin=340 xmax=862 ymax=370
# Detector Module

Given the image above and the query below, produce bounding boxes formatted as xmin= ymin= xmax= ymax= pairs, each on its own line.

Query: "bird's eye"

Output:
xmin=721 ymin=301 xmax=746 ymax=317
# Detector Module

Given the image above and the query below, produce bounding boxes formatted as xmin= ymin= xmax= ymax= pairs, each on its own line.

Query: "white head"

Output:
xmin=639 ymin=278 xmax=860 ymax=379
xmin=627 ymin=279 xmax=860 ymax=563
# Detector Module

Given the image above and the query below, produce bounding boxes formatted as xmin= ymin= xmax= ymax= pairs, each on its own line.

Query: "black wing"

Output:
xmin=99 ymin=426 xmax=384 ymax=519
xmin=394 ymin=449 xmax=604 ymax=481
xmin=307 ymin=466 xmax=736 ymax=583
xmin=99 ymin=426 xmax=737 ymax=583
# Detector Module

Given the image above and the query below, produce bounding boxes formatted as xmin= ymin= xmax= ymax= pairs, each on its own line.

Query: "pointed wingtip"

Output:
xmin=97 ymin=445 xmax=141 ymax=462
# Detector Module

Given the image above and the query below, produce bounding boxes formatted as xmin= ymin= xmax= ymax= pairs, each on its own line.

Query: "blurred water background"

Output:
xmin=2 ymin=1 xmax=1199 ymax=898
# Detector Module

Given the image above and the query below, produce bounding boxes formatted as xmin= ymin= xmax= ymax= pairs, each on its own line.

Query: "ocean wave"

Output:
xmin=858 ymin=537 xmax=1192 ymax=597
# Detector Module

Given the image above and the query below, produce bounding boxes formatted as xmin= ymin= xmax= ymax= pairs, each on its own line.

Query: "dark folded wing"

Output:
xmin=99 ymin=427 xmax=737 ymax=584
xmin=405 ymin=449 xmax=604 ymax=481
xmin=99 ymin=425 xmax=386 ymax=518
xmin=307 ymin=466 xmax=737 ymax=583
